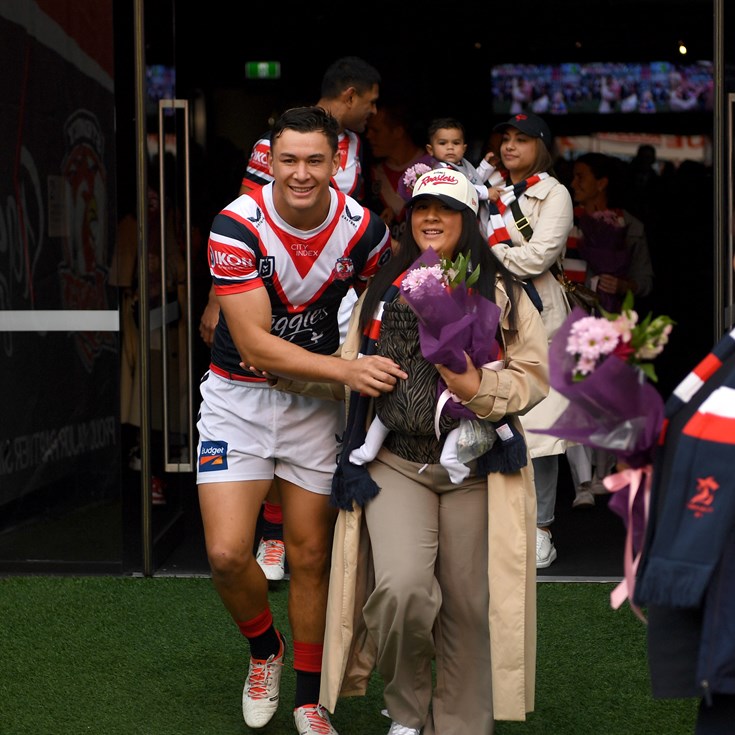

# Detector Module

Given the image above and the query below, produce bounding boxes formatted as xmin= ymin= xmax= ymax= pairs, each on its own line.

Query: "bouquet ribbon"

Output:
xmin=605 ymin=465 xmax=653 ymax=623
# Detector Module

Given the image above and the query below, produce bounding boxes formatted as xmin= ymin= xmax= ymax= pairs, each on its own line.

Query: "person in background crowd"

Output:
xmin=198 ymin=57 xmax=381 ymax=582
xmin=197 ymin=106 xmax=404 ymax=735
xmin=569 ymin=152 xmax=654 ymax=313
xmin=364 ymin=100 xmax=426 ymax=247
xmin=110 ymin=162 xmax=188 ymax=507
xmin=568 ymin=151 xmax=655 ymax=498
xmin=484 ymin=112 xmax=575 ymax=568
xmin=320 ymin=168 xmax=549 ymax=735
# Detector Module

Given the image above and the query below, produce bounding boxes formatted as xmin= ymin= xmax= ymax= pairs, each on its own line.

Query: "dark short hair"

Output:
xmin=427 ymin=117 xmax=466 ymax=142
xmin=270 ymin=106 xmax=340 ymax=155
xmin=574 ymin=152 xmax=613 ymax=180
xmin=320 ymin=56 xmax=381 ymax=99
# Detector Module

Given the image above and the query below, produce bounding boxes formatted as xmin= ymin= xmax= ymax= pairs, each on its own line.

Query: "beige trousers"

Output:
xmin=363 ymin=447 xmax=493 ymax=735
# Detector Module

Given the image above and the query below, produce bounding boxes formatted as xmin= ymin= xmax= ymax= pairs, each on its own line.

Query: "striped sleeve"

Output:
xmin=241 ymin=135 xmax=273 ymax=190
xmin=208 ymin=208 xmax=263 ymax=295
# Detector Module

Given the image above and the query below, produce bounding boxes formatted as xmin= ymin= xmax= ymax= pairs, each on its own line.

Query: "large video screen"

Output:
xmin=491 ymin=61 xmax=713 ymax=115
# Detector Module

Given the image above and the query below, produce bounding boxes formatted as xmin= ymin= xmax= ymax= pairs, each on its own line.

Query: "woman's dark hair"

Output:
xmin=270 ymin=106 xmax=340 ymax=155
xmin=360 ymin=206 xmax=520 ymax=333
xmin=530 ymin=138 xmax=556 ymax=178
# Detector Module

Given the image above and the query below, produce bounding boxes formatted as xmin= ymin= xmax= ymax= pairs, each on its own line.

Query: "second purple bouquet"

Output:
xmin=399 ymin=247 xmax=501 ymax=421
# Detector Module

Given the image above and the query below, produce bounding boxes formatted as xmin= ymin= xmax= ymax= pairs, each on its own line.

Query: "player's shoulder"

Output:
xmin=338 ymin=193 xmax=388 ymax=239
xmin=212 ymin=191 xmax=265 ymax=236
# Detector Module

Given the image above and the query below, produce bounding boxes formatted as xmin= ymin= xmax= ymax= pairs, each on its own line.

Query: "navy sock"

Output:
xmin=248 ymin=626 xmax=281 ymax=661
xmin=294 ymin=670 xmax=320 ymax=709
xmin=261 ymin=518 xmax=283 ymax=541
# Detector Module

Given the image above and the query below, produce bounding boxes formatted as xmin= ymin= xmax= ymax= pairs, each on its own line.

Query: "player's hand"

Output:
xmin=199 ymin=300 xmax=220 ymax=347
xmin=343 ymin=355 xmax=407 ymax=397
xmin=240 ymin=363 xmax=277 ymax=382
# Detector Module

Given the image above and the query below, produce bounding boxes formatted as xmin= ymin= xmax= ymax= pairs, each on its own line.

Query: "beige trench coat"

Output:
xmin=318 ymin=280 xmax=549 ymax=721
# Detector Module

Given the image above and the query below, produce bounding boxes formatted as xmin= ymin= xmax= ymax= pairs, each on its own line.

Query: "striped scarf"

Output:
xmin=330 ymin=275 xmax=404 ymax=511
xmin=634 ymin=326 xmax=735 ymax=608
xmin=486 ymin=173 xmax=549 ymax=247
xmin=562 ymin=207 xmax=589 ymax=284
xmin=661 ymin=326 xmax=735 ymax=440
xmin=484 ymin=173 xmax=549 ymax=312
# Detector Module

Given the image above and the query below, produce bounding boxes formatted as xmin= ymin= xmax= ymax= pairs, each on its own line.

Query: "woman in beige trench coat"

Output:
xmin=317 ymin=169 xmax=549 ymax=734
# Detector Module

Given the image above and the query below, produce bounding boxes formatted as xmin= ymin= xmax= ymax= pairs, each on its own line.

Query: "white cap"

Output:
xmin=409 ymin=168 xmax=479 ymax=215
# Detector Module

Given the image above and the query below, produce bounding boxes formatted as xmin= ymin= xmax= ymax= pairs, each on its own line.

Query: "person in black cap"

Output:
xmin=494 ymin=112 xmax=553 ymax=149
xmin=485 ymin=111 xmax=581 ymax=569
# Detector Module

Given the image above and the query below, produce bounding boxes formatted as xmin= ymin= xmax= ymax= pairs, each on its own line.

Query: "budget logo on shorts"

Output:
xmin=199 ymin=441 xmax=228 ymax=471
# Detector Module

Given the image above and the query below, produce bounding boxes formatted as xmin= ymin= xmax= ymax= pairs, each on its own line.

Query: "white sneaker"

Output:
xmin=293 ymin=704 xmax=338 ymax=734
xmin=242 ymin=634 xmax=285 ymax=728
xmin=256 ymin=538 xmax=286 ymax=581
xmin=381 ymin=709 xmax=421 ymax=734
xmin=387 ymin=721 xmax=421 ymax=734
xmin=536 ymin=528 xmax=557 ymax=569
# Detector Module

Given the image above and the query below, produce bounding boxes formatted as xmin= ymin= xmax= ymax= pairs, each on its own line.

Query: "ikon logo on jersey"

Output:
xmin=199 ymin=441 xmax=228 ymax=472
xmin=249 ymin=142 xmax=270 ymax=174
xmin=210 ymin=244 xmax=256 ymax=278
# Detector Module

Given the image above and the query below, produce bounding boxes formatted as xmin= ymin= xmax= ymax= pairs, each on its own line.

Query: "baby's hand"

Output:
xmin=487 ymin=186 xmax=502 ymax=203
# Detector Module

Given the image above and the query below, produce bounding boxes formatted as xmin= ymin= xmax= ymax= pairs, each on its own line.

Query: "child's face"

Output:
xmin=427 ymin=128 xmax=467 ymax=164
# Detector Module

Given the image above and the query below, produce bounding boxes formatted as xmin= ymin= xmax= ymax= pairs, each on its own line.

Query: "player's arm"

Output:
xmin=218 ymin=287 xmax=406 ymax=398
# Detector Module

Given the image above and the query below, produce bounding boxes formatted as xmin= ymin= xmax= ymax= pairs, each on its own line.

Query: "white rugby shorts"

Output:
xmin=196 ymin=371 xmax=344 ymax=494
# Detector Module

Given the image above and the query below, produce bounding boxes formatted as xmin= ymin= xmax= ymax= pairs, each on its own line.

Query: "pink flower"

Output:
xmin=402 ymin=163 xmax=433 ymax=193
xmin=401 ymin=263 xmax=446 ymax=292
xmin=567 ymin=316 xmax=620 ymax=363
xmin=591 ymin=208 xmax=626 ymax=228
xmin=565 ymin=293 xmax=675 ymax=383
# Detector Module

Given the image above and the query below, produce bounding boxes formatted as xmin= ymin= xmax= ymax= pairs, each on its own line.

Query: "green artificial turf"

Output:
xmin=0 ymin=577 xmax=696 ymax=734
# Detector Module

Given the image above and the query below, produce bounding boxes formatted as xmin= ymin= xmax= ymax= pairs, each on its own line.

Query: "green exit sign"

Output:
xmin=245 ymin=61 xmax=281 ymax=79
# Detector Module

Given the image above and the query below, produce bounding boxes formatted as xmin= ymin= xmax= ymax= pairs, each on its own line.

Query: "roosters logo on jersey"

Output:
xmin=333 ymin=257 xmax=354 ymax=281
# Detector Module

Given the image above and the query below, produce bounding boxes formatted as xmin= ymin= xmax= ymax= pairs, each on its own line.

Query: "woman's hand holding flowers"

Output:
xmin=436 ymin=353 xmax=482 ymax=404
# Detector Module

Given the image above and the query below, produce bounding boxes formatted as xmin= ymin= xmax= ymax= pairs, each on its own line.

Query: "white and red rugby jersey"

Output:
xmin=241 ymin=129 xmax=364 ymax=200
xmin=207 ymin=183 xmax=390 ymax=381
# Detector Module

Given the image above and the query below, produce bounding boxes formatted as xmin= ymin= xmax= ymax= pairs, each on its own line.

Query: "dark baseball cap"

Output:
xmin=493 ymin=113 xmax=552 ymax=149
